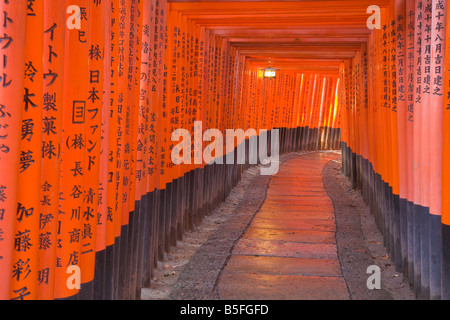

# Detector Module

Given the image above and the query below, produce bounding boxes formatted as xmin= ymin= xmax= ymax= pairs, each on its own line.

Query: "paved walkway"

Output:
xmin=216 ymin=152 xmax=350 ymax=300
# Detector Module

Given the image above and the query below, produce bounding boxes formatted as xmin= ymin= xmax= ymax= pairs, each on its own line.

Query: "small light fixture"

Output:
xmin=263 ymin=67 xmax=277 ymax=79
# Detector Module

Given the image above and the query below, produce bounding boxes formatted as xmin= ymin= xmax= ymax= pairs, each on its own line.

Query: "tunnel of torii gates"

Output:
xmin=2 ymin=0 xmax=450 ymax=301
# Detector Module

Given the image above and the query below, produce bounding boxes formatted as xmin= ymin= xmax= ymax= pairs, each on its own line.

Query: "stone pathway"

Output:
xmin=216 ymin=152 xmax=350 ymax=300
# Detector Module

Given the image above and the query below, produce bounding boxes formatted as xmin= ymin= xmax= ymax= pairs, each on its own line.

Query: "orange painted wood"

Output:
xmin=405 ymin=0 xmax=415 ymax=208
xmin=442 ymin=0 xmax=450 ymax=225
xmin=395 ymin=0 xmax=407 ymax=201
xmin=38 ymin=0 xmax=66 ymax=300
xmin=429 ymin=0 xmax=446 ymax=216
xmin=0 ymin=0 xmax=426 ymax=300
xmin=80 ymin=0 xmax=105 ymax=285
xmin=412 ymin=0 xmax=422 ymax=207
xmin=96 ymin=0 xmax=112 ymax=255
xmin=106 ymin=0 xmax=121 ymax=248
xmin=420 ymin=0 xmax=432 ymax=211
xmin=0 ymin=1 xmax=28 ymax=300
xmin=12 ymin=0 xmax=44 ymax=300
xmin=54 ymin=0 xmax=90 ymax=299
xmin=136 ymin=0 xmax=153 ymax=204
xmin=119 ymin=0 xmax=133 ymax=228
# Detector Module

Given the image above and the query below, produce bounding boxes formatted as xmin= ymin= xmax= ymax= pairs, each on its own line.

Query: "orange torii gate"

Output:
xmin=340 ymin=0 xmax=450 ymax=301
xmin=2 ymin=0 xmax=450 ymax=301
xmin=0 ymin=0 xmax=385 ymax=301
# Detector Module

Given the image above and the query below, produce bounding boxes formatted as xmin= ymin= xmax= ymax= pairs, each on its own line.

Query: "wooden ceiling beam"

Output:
xmin=167 ymin=0 xmax=375 ymax=74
